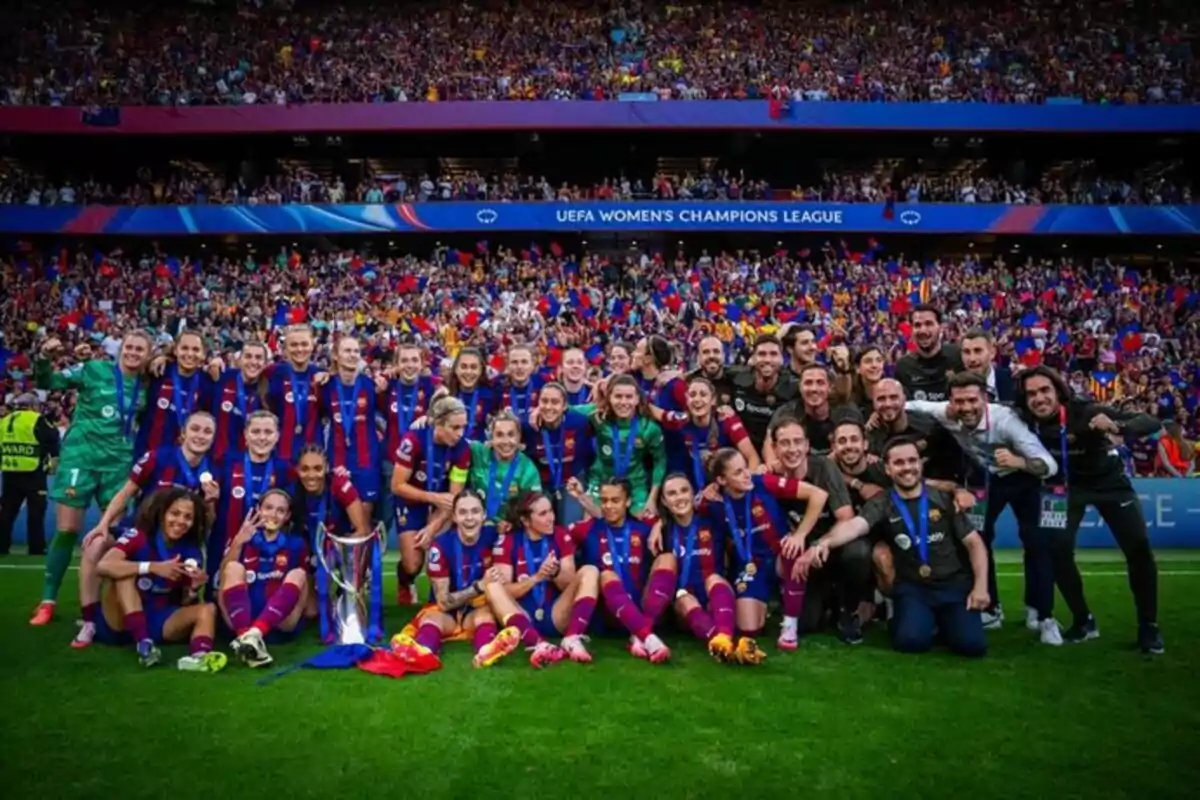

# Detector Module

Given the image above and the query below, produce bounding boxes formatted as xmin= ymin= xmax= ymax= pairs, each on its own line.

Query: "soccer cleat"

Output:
xmin=734 ymin=636 xmax=766 ymax=666
xmin=1062 ymin=615 xmax=1100 ymax=644
xmin=981 ymin=605 xmax=1004 ymax=630
xmin=560 ymin=635 xmax=593 ymax=663
xmin=644 ymin=634 xmax=671 ymax=664
xmin=777 ymin=619 xmax=800 ymax=652
xmin=137 ymin=638 xmax=162 ymax=668
xmin=396 ymin=584 xmax=418 ymax=606
xmin=837 ymin=612 xmax=864 ymax=645
xmin=233 ymin=628 xmax=273 ymax=668
xmin=1138 ymin=623 xmax=1164 ymax=655
xmin=71 ymin=622 xmax=96 ymax=649
xmin=390 ymin=632 xmax=441 ymax=665
xmin=1026 ymin=606 xmax=1040 ymax=631
xmin=707 ymin=632 xmax=735 ymax=662
xmin=473 ymin=626 xmax=521 ymax=668
xmin=29 ymin=602 xmax=55 ymax=626
xmin=177 ymin=651 xmax=229 ymax=673
xmin=1039 ymin=618 xmax=1063 ymax=646
xmin=529 ymin=640 xmax=566 ymax=669
xmin=628 ymin=636 xmax=649 ymax=659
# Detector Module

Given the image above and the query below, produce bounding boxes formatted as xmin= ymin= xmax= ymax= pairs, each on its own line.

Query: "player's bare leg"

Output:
xmin=481 ymin=581 xmax=555 ymax=668
xmin=396 ymin=530 xmax=424 ymax=605
xmin=164 ymin=604 xmax=227 ymax=674
xmin=71 ymin=534 xmax=115 ymax=648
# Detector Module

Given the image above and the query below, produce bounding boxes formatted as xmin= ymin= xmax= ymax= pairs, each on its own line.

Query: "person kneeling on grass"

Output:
xmin=80 ymin=487 xmax=227 ymax=672
xmin=218 ymin=489 xmax=309 ymax=668
xmin=483 ymin=490 xmax=601 ymax=667
xmin=798 ymin=437 xmax=990 ymax=658
xmin=391 ymin=491 xmax=522 ymax=668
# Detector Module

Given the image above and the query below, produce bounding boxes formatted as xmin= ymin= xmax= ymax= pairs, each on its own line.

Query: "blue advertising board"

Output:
xmin=3 ymin=202 xmax=1199 ymax=236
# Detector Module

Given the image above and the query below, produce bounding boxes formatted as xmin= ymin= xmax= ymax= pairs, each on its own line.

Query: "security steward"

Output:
xmin=0 ymin=393 xmax=61 ymax=555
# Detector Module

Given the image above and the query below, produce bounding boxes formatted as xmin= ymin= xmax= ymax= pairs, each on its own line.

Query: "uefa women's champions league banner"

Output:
xmin=9 ymin=478 xmax=1200 ymax=549
xmin=2 ymin=202 xmax=1200 ymax=236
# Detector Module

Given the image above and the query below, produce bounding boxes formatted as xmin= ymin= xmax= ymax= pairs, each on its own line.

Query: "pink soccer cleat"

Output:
xmin=529 ymin=641 xmax=566 ymax=669
xmin=71 ymin=622 xmax=96 ymax=649
xmin=644 ymin=633 xmax=672 ymax=664
xmin=29 ymin=602 xmax=55 ymax=626
xmin=628 ymin=636 xmax=649 ymax=659
xmin=560 ymin=635 xmax=593 ymax=663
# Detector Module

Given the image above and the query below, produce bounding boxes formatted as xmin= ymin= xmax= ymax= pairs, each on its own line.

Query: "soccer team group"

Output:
xmin=25 ymin=306 xmax=1167 ymax=674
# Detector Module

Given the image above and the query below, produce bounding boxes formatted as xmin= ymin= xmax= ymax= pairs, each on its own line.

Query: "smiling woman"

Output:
xmin=467 ymin=410 xmax=542 ymax=524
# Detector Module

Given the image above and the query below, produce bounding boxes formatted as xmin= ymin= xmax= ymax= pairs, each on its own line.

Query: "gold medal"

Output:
xmin=918 ymin=564 xmax=932 ymax=580
xmin=534 ymin=608 xmax=545 ymax=621
xmin=745 ymin=562 xmax=758 ymax=577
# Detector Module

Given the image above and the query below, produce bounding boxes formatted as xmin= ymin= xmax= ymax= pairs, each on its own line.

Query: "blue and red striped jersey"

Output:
xmin=380 ymin=376 xmax=439 ymax=461
xmin=239 ymin=529 xmax=309 ymax=608
xmin=574 ymin=517 xmax=655 ymax=595
xmin=135 ymin=363 xmax=211 ymax=458
xmin=427 ymin=525 xmax=499 ymax=593
xmin=208 ymin=369 xmax=267 ymax=464
xmin=130 ymin=445 xmax=213 ymax=494
xmin=266 ymin=362 xmax=321 ymax=462
xmin=498 ymin=376 xmax=545 ymax=425
xmin=522 ymin=410 xmax=594 ymax=491
xmin=300 ymin=468 xmax=361 ymax=541
xmin=321 ymin=374 xmax=381 ymax=473
xmin=113 ymin=527 xmax=203 ymax=609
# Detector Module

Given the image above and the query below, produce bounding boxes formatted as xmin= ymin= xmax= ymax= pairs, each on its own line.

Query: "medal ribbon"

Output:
xmin=173 ymin=367 xmax=200 ymax=431
xmin=723 ymin=494 xmax=755 ymax=567
xmin=674 ymin=519 xmax=698 ymax=589
xmin=1057 ymin=404 xmax=1070 ymax=489
xmin=176 ymin=447 xmax=210 ymax=491
xmin=112 ymin=363 xmax=141 ymax=440
xmin=453 ymin=534 xmax=484 ymax=590
xmin=485 ymin=454 xmax=520 ymax=520
xmin=234 ymin=371 xmax=248 ymax=422
xmin=611 ymin=417 xmax=639 ymax=478
xmin=396 ymin=381 xmax=418 ymax=435
xmin=335 ymin=376 xmax=357 ymax=445
xmin=603 ymin=521 xmax=632 ymax=586
xmin=891 ymin=488 xmax=930 ymax=566
xmin=289 ymin=364 xmax=310 ymax=437
xmin=522 ymin=532 xmax=551 ymax=610
xmin=689 ymin=432 xmax=706 ymax=490
xmin=509 ymin=382 xmax=533 ymax=418
xmin=243 ymin=453 xmax=272 ymax=507
xmin=424 ymin=426 xmax=438 ymax=493
xmin=460 ymin=389 xmax=479 ymax=437
xmin=541 ymin=426 xmax=565 ymax=490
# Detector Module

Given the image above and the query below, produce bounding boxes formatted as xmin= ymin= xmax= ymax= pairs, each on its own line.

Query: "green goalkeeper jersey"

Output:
xmin=34 ymin=358 xmax=147 ymax=466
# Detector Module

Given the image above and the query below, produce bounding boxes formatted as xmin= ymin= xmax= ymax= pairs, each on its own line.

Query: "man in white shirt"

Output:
xmin=906 ymin=371 xmax=1064 ymax=645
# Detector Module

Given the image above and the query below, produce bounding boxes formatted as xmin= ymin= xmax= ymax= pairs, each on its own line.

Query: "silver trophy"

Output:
xmin=314 ymin=522 xmax=386 ymax=645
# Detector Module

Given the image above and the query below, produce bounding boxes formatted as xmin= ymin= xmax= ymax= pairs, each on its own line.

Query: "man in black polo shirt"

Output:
xmin=687 ymin=334 xmax=740 ymax=406
xmin=800 ymin=437 xmax=990 ymax=657
xmin=895 ymin=304 xmax=964 ymax=402
xmin=768 ymin=363 xmax=841 ymax=458
xmin=729 ymin=334 xmax=798 ymax=452
xmin=1017 ymin=365 xmax=1165 ymax=654
xmin=867 ymin=378 xmax=960 ymax=484
xmin=782 ymin=324 xmax=819 ymax=381
xmin=832 ymin=418 xmax=892 ymax=510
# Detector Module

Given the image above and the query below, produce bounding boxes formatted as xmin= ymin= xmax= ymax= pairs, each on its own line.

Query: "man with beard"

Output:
xmin=895 ymin=305 xmax=964 ymax=402
xmin=687 ymin=335 xmax=739 ymax=406
xmin=767 ymin=364 xmax=842 ymax=459
xmin=866 ymin=379 xmax=959 ymax=484
xmin=782 ymin=325 xmax=819 ymax=379
xmin=907 ymin=372 xmax=1064 ymax=645
xmin=799 ymin=437 xmax=991 ymax=658
xmin=765 ymin=414 xmax=863 ymax=643
xmin=832 ymin=419 xmax=892 ymax=510
xmin=729 ymin=335 xmax=797 ymax=452
xmin=1016 ymin=366 xmax=1164 ymax=654
xmin=960 ymin=329 xmax=1015 ymax=403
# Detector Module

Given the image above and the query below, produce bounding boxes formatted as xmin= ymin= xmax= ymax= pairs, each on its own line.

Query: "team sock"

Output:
xmin=685 ymin=606 xmax=716 ymax=641
xmin=81 ymin=602 xmax=99 ymax=624
xmin=709 ymin=583 xmax=735 ymax=637
xmin=601 ymin=580 xmax=651 ymax=640
xmin=743 ymin=628 xmax=764 ymax=638
xmin=415 ymin=621 xmax=443 ymax=654
xmin=124 ymin=611 xmax=149 ymax=643
xmin=641 ymin=568 xmax=676 ymax=625
xmin=41 ymin=531 xmax=78 ymax=602
xmin=472 ymin=621 xmax=499 ymax=653
xmin=782 ymin=561 xmax=806 ymax=619
xmin=190 ymin=636 xmax=214 ymax=656
xmin=221 ymin=584 xmax=253 ymax=635
xmin=396 ymin=562 xmax=415 ymax=587
xmin=252 ymin=583 xmax=300 ymax=636
xmin=566 ymin=596 xmax=596 ymax=636
xmin=505 ymin=613 xmax=541 ymax=647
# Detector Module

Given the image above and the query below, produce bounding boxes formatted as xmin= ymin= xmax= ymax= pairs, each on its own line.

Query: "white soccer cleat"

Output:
xmin=233 ymin=628 xmax=273 ymax=668
xmin=1026 ymin=606 xmax=1040 ymax=631
xmin=71 ymin=622 xmax=96 ymax=649
xmin=560 ymin=635 xmax=593 ymax=663
xmin=1039 ymin=618 xmax=1064 ymax=647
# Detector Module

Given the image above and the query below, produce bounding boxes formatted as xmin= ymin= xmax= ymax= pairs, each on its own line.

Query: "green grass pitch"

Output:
xmin=1 ymin=551 xmax=1197 ymax=800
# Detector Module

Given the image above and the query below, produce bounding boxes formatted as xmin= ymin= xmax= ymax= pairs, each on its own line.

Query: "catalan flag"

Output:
xmin=1089 ymin=371 xmax=1117 ymax=402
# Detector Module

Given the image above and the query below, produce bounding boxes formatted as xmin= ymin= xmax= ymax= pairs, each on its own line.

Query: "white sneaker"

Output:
xmin=1026 ymin=606 xmax=1039 ymax=631
xmin=981 ymin=606 xmax=1004 ymax=630
xmin=1039 ymin=618 xmax=1064 ymax=646
xmin=71 ymin=621 xmax=96 ymax=649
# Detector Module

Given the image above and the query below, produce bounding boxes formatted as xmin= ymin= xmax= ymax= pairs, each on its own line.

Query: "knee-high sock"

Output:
xmin=566 ymin=596 xmax=596 ymax=637
xmin=505 ymin=612 xmax=541 ymax=647
xmin=252 ymin=583 xmax=300 ymax=635
xmin=42 ymin=531 xmax=78 ymax=602
xmin=601 ymin=580 xmax=651 ymax=639
xmin=415 ymin=621 xmax=443 ymax=654
xmin=472 ymin=621 xmax=498 ymax=653
xmin=124 ymin=611 xmax=149 ymax=642
xmin=221 ymin=584 xmax=254 ymax=635
xmin=641 ymin=568 xmax=676 ymax=625
xmin=190 ymin=635 xmax=214 ymax=656
xmin=396 ymin=560 xmax=416 ymax=587
xmin=782 ymin=559 xmax=806 ymax=619
xmin=685 ymin=606 xmax=716 ymax=641
xmin=708 ymin=583 xmax=735 ymax=637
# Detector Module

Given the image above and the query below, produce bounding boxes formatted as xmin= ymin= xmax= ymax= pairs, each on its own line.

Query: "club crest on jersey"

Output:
xmin=602 ymin=552 xmax=614 ymax=567
xmin=428 ymin=548 xmax=441 ymax=565
xmin=929 ymin=509 xmax=942 ymax=522
xmin=399 ymin=439 xmax=414 ymax=457
xmin=734 ymin=398 xmax=746 ymax=411
xmin=221 ymin=401 xmax=233 ymax=413
xmin=101 ymin=405 xmax=115 ymax=418
xmin=232 ymin=486 xmax=246 ymax=499
xmin=895 ymin=533 xmax=912 ymax=550
xmin=274 ymin=553 xmax=289 ymax=570
xmin=631 ymin=535 xmax=641 ymax=549
xmin=751 ymin=505 xmax=766 ymax=519
xmin=157 ymin=397 xmax=170 ymax=410
xmin=137 ymin=577 xmax=153 ymax=592
xmin=357 ymin=397 xmax=367 ymax=408
xmin=699 ymin=530 xmax=711 ymax=544
xmin=914 ymin=390 xmax=927 ymax=401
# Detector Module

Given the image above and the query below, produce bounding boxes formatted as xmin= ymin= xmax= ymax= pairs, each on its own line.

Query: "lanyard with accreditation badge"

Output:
xmin=1039 ymin=405 xmax=1070 ymax=530
xmin=963 ymin=403 xmax=991 ymax=534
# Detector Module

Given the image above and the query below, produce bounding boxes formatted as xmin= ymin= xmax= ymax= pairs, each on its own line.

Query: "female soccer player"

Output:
xmin=392 ymin=396 xmax=471 ymax=604
xmin=649 ymin=473 xmax=762 ymax=664
xmin=706 ymin=448 xmax=829 ymax=651
xmin=467 ymin=410 xmax=542 ymax=524
xmin=208 ymin=340 xmax=271 ymax=464
xmin=498 ymin=343 xmax=543 ymax=425
xmin=266 ymin=324 xmax=323 ymax=461
xmin=567 ymin=477 xmax=671 ymax=663
xmin=379 ymin=343 xmax=439 ymax=530
xmin=30 ymin=329 xmax=152 ymax=626
xmin=321 ymin=335 xmax=385 ymax=515
xmin=633 ymin=335 xmax=688 ymax=412
xmin=606 ymin=342 xmax=633 ymax=376
xmin=557 ymin=347 xmax=592 ymax=405
xmin=524 ymin=382 xmax=593 ymax=524
xmin=443 ymin=347 xmax=497 ymax=442
xmin=485 ymin=491 xmax=600 ymax=666
xmin=84 ymin=487 xmax=226 ymax=672
xmin=219 ymin=489 xmax=309 ymax=668
xmin=392 ymin=491 xmax=521 ymax=668
xmin=583 ymin=374 xmax=666 ymax=517
xmin=649 ymin=375 xmax=760 ymax=490
xmin=137 ymin=329 xmax=210 ymax=458
xmin=293 ymin=445 xmax=370 ymax=545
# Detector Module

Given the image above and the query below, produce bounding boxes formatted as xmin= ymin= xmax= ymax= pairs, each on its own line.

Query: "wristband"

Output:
xmin=138 ymin=562 xmax=151 ymax=576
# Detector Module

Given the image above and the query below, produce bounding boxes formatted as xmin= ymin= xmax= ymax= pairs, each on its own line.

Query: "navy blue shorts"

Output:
xmin=731 ymin=559 xmax=778 ymax=604
xmin=94 ymin=603 xmax=177 ymax=645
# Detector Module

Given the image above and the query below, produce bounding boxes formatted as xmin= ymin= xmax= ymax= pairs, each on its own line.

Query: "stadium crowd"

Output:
xmin=0 ymin=0 xmax=1195 ymax=107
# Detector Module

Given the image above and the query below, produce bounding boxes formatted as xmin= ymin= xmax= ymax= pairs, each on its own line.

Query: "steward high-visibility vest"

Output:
xmin=0 ymin=411 xmax=41 ymax=472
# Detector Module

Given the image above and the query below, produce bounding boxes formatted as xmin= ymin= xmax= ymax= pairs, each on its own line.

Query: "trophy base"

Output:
xmin=336 ymin=598 xmax=367 ymax=646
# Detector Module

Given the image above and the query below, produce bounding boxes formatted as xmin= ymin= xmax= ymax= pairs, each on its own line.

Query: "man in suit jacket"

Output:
xmin=961 ymin=329 xmax=1015 ymax=404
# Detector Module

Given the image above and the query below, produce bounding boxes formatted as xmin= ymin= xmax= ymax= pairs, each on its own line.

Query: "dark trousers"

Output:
xmin=890 ymin=581 xmax=986 ymax=657
xmin=0 ymin=470 xmax=48 ymax=555
xmin=800 ymin=537 xmax=872 ymax=632
xmin=1061 ymin=487 xmax=1158 ymax=625
xmin=981 ymin=472 xmax=1054 ymax=618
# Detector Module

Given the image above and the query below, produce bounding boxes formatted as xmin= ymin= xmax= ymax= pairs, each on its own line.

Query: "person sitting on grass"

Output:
xmin=218 ymin=489 xmax=309 ymax=668
xmin=82 ymin=486 xmax=227 ymax=672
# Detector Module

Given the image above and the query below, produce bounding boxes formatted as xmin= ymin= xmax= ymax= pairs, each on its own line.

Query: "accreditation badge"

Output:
xmin=1039 ymin=485 xmax=1069 ymax=530
xmin=966 ymin=489 xmax=988 ymax=533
